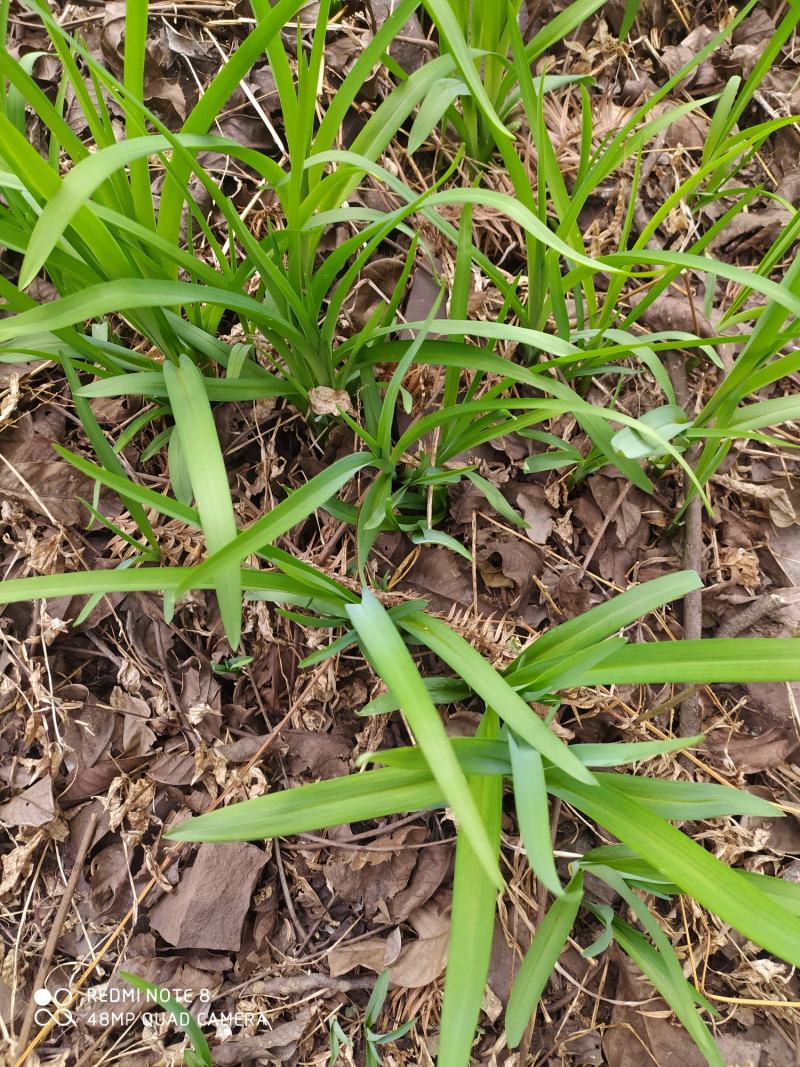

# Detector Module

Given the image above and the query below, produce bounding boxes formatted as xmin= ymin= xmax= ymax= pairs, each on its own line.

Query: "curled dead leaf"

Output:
xmin=716 ymin=474 xmax=798 ymax=528
xmin=388 ymin=898 xmax=450 ymax=988
xmin=0 ymin=832 xmax=44 ymax=899
xmin=328 ymin=926 xmax=402 ymax=977
xmin=323 ymin=826 xmax=425 ymax=918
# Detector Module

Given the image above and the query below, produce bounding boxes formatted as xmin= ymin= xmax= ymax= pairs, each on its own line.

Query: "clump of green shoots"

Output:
xmin=2 ymin=1 xmax=800 ymax=1065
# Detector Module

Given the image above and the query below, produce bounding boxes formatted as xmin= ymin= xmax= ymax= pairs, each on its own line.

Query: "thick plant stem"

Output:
xmin=680 ymin=463 xmax=703 ymax=737
xmin=717 ymin=594 xmax=787 ymax=638
xmin=15 ymin=812 xmax=98 ymax=1055
xmin=667 ymin=351 xmax=704 ymax=738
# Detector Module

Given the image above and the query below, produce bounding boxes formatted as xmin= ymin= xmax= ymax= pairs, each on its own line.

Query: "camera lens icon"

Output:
xmin=33 ymin=988 xmax=75 ymax=1027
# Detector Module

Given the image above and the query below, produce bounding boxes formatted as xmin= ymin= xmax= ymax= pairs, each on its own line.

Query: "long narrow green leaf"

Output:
xmin=570 ymin=735 xmax=704 ymax=767
xmin=438 ymin=711 xmax=503 ymax=1067
xmin=0 ymin=279 xmax=307 ymax=348
xmin=506 ymin=870 xmax=584 ymax=1047
xmin=163 ymin=354 xmax=241 ymax=646
xmin=577 ymin=639 xmax=800 ymax=685
xmin=0 ymin=111 xmax=133 ymax=286
xmin=165 ymin=766 xmax=443 ymax=842
xmin=53 ymin=444 xmax=199 ymax=526
xmin=77 ymin=371 xmax=286 ymax=402
xmin=311 ymin=0 xmax=421 ymax=160
xmin=373 ymin=736 xmax=705 ymax=774
xmin=346 ymin=591 xmax=502 ymax=889
xmin=368 ymin=738 xmax=512 ymax=775
xmin=547 ymin=774 xmax=800 ymax=966
xmin=509 ymin=571 xmax=702 ymax=674
xmin=608 ymin=916 xmax=722 ymax=1064
xmin=0 ymin=567 xmax=191 ymax=603
xmin=509 ymin=732 xmax=561 ymax=896
xmin=601 ymin=248 xmax=800 ymax=322
xmin=122 ymin=0 xmax=157 ymax=234
xmin=60 ymin=356 xmax=158 ymax=550
xmin=400 ymin=612 xmax=596 ymax=785
xmin=421 ymin=0 xmax=510 ymax=144
xmin=600 ymin=772 xmax=778 ymax=820
xmin=514 ymin=637 xmax=628 ymax=697
xmin=157 ymin=0 xmax=305 ymax=239
xmin=584 ymin=846 xmax=800 ymax=919
xmin=594 ymin=870 xmax=722 ymax=1065
xmin=19 ymin=133 xmax=262 ymax=287
xmin=428 ymin=189 xmax=609 ymax=272
xmin=173 ymin=453 xmax=372 ymax=599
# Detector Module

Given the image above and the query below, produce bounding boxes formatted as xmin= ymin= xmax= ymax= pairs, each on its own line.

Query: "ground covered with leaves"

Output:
xmin=2 ymin=0 xmax=800 ymax=1065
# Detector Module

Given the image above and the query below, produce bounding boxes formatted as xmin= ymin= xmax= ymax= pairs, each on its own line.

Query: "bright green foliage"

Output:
xmin=506 ymin=870 xmax=584 ymax=1046
xmin=164 ymin=571 xmax=800 ymax=1064
xmin=2 ymin=2 xmax=800 ymax=1066
xmin=437 ymin=710 xmax=503 ymax=1067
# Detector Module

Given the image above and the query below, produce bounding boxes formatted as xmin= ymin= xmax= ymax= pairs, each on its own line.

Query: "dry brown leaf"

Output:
xmin=479 ymin=535 xmax=543 ymax=591
xmin=630 ymin=293 xmax=714 ymax=337
xmin=149 ymin=750 xmax=197 ymax=785
xmin=479 ymin=559 xmax=515 ymax=590
xmin=407 ymin=546 xmax=491 ymax=614
xmin=708 ymin=727 xmax=797 ymax=773
xmin=324 ymin=827 xmax=424 ymax=918
xmin=60 ymin=754 xmax=148 ymax=808
xmin=731 ymin=6 xmax=776 ymax=50
xmin=328 ymin=926 xmax=402 ymax=977
xmin=402 ymin=268 xmax=447 ymax=342
xmin=715 ymin=1033 xmax=762 ymax=1066
xmin=343 ymin=256 xmax=404 ymax=331
xmin=0 ymin=431 xmax=100 ymax=524
xmin=709 ymin=206 xmax=792 ymax=254
xmin=388 ymin=898 xmax=450 ymax=988
xmin=89 ymin=841 xmax=134 ymax=916
xmin=589 ymin=475 xmax=646 ymax=544
xmin=768 ymin=523 xmax=800 ymax=586
xmin=0 ymin=832 xmax=44 ymax=899
xmin=0 ymin=776 xmax=54 ymax=827
xmin=285 ymin=730 xmax=351 ymax=779
xmin=388 ymin=840 xmax=453 ymax=923
xmin=122 ymin=715 xmax=157 ymax=757
xmin=718 ymin=546 xmax=760 ymax=590
xmin=100 ymin=1 xmax=190 ymax=121
xmin=554 ymin=568 xmax=592 ymax=619
xmin=308 ymin=386 xmax=355 ymax=417
xmin=149 ymin=843 xmax=267 ymax=950
xmin=211 ymin=1010 xmax=314 ymax=1065
xmin=716 ymin=474 xmax=798 ymax=528
xmin=514 ymin=485 xmax=554 ymax=543
xmin=718 ymin=1024 xmax=796 ymax=1067
xmin=742 ymin=800 xmax=800 ymax=858
xmin=366 ymin=0 xmax=427 ymax=71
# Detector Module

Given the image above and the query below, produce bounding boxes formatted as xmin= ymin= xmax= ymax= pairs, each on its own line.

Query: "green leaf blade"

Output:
xmin=438 ymin=711 xmax=503 ymax=1067
xmin=173 ymin=453 xmax=371 ymax=599
xmin=400 ymin=612 xmax=597 ymax=786
xmin=509 ymin=732 xmax=562 ymax=896
xmin=506 ymin=870 xmax=584 ymax=1047
xmin=165 ymin=766 xmax=443 ymax=842
xmin=163 ymin=354 xmax=241 ymax=647
xmin=346 ymin=590 xmax=503 ymax=890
